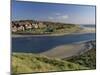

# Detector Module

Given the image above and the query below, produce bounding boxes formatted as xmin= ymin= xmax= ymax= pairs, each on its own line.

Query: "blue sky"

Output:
xmin=12 ymin=0 xmax=95 ymax=24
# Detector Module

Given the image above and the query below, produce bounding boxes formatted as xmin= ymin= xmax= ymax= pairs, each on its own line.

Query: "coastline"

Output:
xmin=13 ymin=40 xmax=95 ymax=59
xmin=38 ymin=40 xmax=94 ymax=59
xmin=12 ymin=27 xmax=95 ymax=37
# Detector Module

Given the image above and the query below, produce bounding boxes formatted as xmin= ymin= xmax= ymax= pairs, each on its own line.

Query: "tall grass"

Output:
xmin=12 ymin=53 xmax=89 ymax=74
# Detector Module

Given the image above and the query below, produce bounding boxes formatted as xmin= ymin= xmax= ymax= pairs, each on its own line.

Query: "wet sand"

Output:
xmin=39 ymin=41 xmax=93 ymax=59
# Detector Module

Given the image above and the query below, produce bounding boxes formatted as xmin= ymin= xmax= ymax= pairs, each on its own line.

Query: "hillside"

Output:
xmin=64 ymin=48 xmax=96 ymax=69
xmin=12 ymin=53 xmax=89 ymax=74
xmin=12 ymin=20 xmax=81 ymax=35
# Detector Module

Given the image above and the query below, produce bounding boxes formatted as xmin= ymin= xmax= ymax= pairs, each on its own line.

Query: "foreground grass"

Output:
xmin=12 ymin=53 xmax=89 ymax=74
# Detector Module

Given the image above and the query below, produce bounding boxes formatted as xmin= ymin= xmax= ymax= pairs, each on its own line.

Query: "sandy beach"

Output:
xmin=79 ymin=27 xmax=95 ymax=33
xmin=38 ymin=41 xmax=93 ymax=59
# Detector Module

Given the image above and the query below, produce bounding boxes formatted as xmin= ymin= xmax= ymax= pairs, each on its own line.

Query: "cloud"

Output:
xmin=48 ymin=14 xmax=69 ymax=21
xmin=55 ymin=13 xmax=61 ymax=16
xmin=48 ymin=17 xmax=54 ymax=20
xmin=54 ymin=13 xmax=69 ymax=19
xmin=60 ymin=15 xmax=69 ymax=19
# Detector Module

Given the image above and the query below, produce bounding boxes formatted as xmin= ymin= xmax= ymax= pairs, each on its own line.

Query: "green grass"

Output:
xmin=12 ymin=53 xmax=89 ymax=74
xmin=65 ymin=48 xmax=96 ymax=69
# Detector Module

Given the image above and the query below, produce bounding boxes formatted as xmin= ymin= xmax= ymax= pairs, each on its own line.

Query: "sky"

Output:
xmin=11 ymin=0 xmax=96 ymax=24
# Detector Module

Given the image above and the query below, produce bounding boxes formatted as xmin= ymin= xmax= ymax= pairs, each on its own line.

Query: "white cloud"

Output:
xmin=48 ymin=14 xmax=69 ymax=21
xmin=48 ymin=17 xmax=54 ymax=20
xmin=60 ymin=15 xmax=69 ymax=19
xmin=55 ymin=13 xmax=61 ymax=16
xmin=55 ymin=14 xmax=69 ymax=20
xmin=54 ymin=13 xmax=69 ymax=19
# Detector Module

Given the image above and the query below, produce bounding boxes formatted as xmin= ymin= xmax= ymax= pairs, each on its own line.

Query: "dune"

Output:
xmin=80 ymin=27 xmax=95 ymax=33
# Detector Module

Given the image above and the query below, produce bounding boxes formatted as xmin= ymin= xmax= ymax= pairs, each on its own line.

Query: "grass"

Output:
xmin=65 ymin=48 xmax=96 ymax=69
xmin=12 ymin=53 xmax=89 ymax=74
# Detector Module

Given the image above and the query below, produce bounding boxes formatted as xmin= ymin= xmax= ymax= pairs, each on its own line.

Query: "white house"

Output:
xmin=12 ymin=26 xmax=17 ymax=32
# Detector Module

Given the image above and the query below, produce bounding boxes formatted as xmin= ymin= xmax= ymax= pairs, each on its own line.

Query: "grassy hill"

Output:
xmin=12 ymin=20 xmax=81 ymax=35
xmin=12 ymin=53 xmax=89 ymax=74
xmin=65 ymin=48 xmax=96 ymax=69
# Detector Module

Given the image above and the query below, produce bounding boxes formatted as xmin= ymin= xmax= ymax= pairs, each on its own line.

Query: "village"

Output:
xmin=11 ymin=20 xmax=47 ymax=32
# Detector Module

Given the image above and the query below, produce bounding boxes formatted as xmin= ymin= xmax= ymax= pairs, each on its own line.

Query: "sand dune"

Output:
xmin=80 ymin=27 xmax=95 ymax=33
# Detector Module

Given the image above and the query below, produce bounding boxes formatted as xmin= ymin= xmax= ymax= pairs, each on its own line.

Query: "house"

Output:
xmin=17 ymin=25 xmax=25 ymax=31
xmin=12 ymin=26 xmax=17 ymax=32
xmin=32 ymin=23 xmax=39 ymax=29
xmin=38 ymin=22 xmax=46 ymax=28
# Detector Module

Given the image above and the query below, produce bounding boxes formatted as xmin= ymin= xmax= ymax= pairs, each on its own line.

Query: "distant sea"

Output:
xmin=80 ymin=24 xmax=96 ymax=28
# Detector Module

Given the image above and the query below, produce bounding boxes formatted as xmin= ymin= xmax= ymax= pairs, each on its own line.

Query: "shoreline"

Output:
xmin=13 ymin=40 xmax=95 ymax=59
xmin=38 ymin=40 xmax=94 ymax=59
xmin=12 ymin=27 xmax=95 ymax=37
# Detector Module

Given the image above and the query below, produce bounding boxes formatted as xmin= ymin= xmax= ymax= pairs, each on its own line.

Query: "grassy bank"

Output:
xmin=64 ymin=48 xmax=96 ymax=69
xmin=12 ymin=53 xmax=89 ymax=74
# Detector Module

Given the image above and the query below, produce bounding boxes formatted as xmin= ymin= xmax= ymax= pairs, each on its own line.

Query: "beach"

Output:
xmin=79 ymin=27 xmax=95 ymax=33
xmin=39 ymin=41 xmax=93 ymax=59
